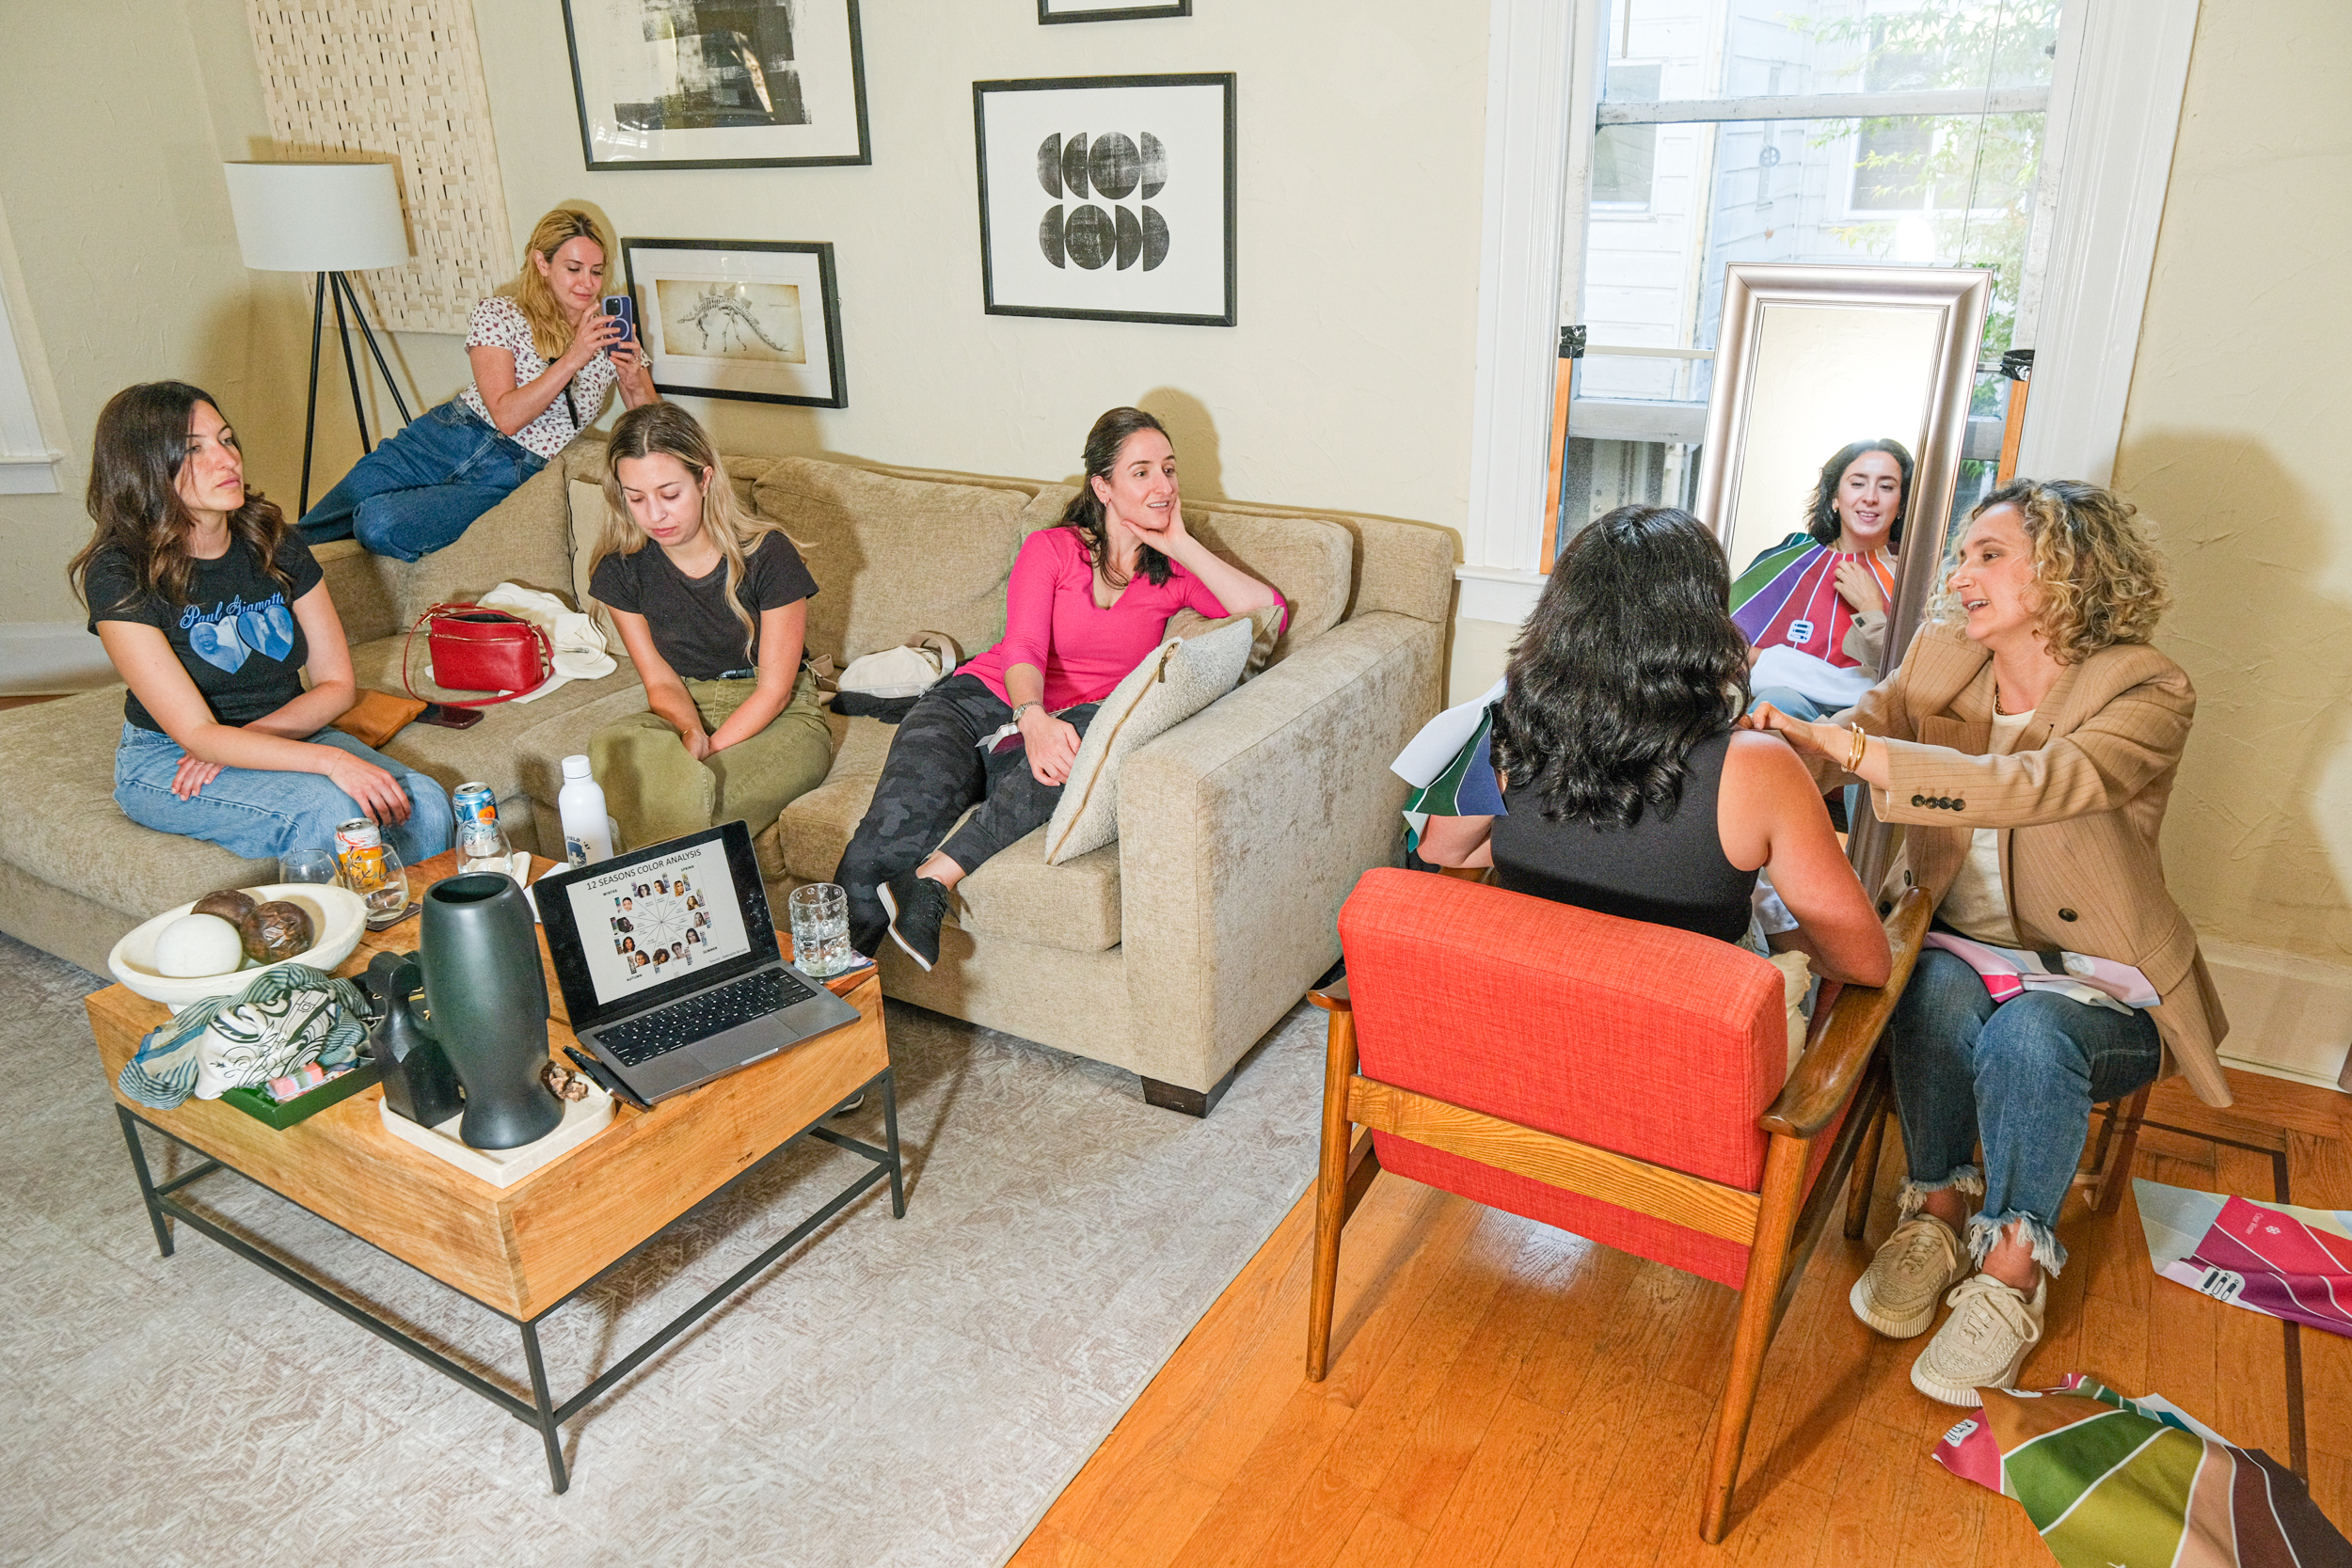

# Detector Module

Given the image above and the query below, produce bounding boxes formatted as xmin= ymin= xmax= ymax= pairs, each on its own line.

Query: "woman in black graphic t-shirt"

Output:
xmin=70 ymin=382 xmax=454 ymax=863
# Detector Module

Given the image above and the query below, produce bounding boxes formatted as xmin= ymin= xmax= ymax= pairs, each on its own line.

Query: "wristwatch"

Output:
xmin=1009 ymin=702 xmax=1038 ymax=726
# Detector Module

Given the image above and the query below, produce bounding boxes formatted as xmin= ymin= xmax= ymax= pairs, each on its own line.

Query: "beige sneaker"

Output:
xmin=1850 ymin=1214 xmax=1969 ymax=1338
xmin=1910 ymin=1274 xmax=2046 ymax=1407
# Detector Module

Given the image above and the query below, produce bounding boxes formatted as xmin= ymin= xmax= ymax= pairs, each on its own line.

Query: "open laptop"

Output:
xmin=536 ymin=820 xmax=861 ymax=1103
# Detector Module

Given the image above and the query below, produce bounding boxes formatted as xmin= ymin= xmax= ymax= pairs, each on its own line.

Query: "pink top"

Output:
xmin=959 ymin=527 xmax=1286 ymax=710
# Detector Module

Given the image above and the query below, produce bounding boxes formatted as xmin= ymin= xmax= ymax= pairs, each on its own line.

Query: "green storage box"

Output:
xmin=220 ymin=1058 xmax=383 ymax=1130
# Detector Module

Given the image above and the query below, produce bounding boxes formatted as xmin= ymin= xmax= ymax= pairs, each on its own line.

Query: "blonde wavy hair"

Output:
xmin=501 ymin=209 xmax=609 ymax=362
xmin=1931 ymin=478 xmax=2171 ymax=663
xmin=593 ymin=403 xmax=793 ymax=665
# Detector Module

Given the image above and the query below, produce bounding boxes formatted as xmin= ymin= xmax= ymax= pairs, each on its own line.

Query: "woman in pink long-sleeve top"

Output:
xmin=835 ymin=406 xmax=1285 ymax=969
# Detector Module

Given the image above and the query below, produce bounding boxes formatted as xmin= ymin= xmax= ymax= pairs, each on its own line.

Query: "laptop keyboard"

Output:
xmin=600 ymin=968 xmax=818 ymax=1067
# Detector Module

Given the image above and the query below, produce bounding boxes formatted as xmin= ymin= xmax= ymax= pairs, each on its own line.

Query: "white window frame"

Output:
xmin=0 ymin=197 xmax=69 ymax=495
xmin=1460 ymin=0 xmax=2199 ymax=622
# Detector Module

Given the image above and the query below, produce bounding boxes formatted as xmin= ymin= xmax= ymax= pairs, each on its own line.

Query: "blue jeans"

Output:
xmin=297 ymin=401 xmax=547 ymax=562
xmin=114 ymin=722 xmax=455 ymax=864
xmin=1889 ymin=946 xmax=2162 ymax=1275
xmin=1749 ymin=687 xmax=1828 ymax=721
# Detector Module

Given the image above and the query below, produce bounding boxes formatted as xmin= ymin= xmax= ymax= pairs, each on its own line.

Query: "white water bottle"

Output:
xmin=557 ymin=754 xmax=613 ymax=867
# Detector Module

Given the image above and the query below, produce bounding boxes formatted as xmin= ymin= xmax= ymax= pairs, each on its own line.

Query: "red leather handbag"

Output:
xmin=402 ymin=603 xmax=554 ymax=706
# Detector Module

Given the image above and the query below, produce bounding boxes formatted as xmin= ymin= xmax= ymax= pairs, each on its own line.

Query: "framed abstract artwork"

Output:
xmin=973 ymin=73 xmax=1236 ymax=327
xmin=620 ymin=239 xmax=849 ymax=407
xmin=561 ymin=0 xmax=870 ymax=170
xmin=1039 ymin=0 xmax=1191 ymax=21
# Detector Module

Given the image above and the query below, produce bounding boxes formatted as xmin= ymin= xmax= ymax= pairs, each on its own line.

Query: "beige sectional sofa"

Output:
xmin=0 ymin=439 xmax=1453 ymax=1111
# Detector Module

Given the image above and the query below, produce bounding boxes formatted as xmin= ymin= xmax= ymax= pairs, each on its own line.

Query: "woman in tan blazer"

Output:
xmin=1753 ymin=478 xmax=2225 ymax=1407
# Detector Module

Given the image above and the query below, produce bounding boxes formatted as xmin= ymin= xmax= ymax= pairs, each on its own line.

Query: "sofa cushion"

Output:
xmin=567 ymin=479 xmax=623 ymax=643
xmin=0 ymin=687 xmax=278 ymax=919
xmin=1182 ymin=509 xmax=1353 ymax=662
xmin=1043 ymin=619 xmax=1252 ymax=865
xmin=749 ymin=459 xmax=1036 ymax=666
xmin=771 ymin=714 xmax=1120 ymax=952
xmin=347 ymin=635 xmax=642 ymax=807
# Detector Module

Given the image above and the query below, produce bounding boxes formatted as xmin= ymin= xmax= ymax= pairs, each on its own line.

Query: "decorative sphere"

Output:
xmin=153 ymin=912 xmax=246 ymax=977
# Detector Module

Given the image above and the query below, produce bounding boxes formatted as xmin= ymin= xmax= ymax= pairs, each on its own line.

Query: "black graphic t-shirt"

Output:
xmin=85 ymin=533 xmax=325 ymax=732
xmin=591 ymin=531 xmax=818 ymax=681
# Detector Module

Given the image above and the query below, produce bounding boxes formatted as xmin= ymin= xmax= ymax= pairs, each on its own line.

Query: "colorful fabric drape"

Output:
xmin=1931 ymin=1375 xmax=2350 ymax=1567
xmin=1730 ymin=532 xmax=1895 ymax=665
xmin=2137 ymin=1179 xmax=2352 ymax=1338
xmin=1392 ymin=678 xmax=1506 ymax=851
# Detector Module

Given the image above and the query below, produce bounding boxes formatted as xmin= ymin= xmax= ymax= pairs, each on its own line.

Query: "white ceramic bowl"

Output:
xmin=107 ymin=883 xmax=369 ymax=1011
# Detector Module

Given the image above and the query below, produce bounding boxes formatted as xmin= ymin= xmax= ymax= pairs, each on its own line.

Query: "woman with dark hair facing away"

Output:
xmin=584 ymin=402 xmax=832 ymax=851
xmin=1752 ymin=479 xmax=2224 ymax=1405
xmin=71 ymin=382 xmax=454 ymax=863
xmin=1733 ymin=438 xmax=1912 ymax=719
xmin=297 ymin=208 xmax=658 ymax=561
xmin=835 ymin=406 xmax=1286 ymax=969
xmin=1416 ymin=504 xmax=1889 ymax=988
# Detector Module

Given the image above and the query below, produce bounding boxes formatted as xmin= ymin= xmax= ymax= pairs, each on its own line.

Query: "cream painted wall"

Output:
xmin=0 ymin=0 xmax=365 ymax=625
xmin=2119 ymin=0 xmax=2352 ymax=965
xmin=462 ymin=0 xmax=1489 ymax=531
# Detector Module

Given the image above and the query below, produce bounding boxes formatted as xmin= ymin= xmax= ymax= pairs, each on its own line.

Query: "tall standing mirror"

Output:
xmin=1693 ymin=262 xmax=1990 ymax=869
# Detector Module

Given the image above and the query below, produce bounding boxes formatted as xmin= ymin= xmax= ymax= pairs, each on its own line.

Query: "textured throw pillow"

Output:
xmin=1041 ymin=618 xmax=1254 ymax=865
xmin=1163 ymin=602 xmax=1284 ymax=680
xmin=567 ymin=479 xmax=620 ymax=643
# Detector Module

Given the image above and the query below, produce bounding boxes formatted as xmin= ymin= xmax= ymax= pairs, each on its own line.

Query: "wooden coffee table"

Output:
xmin=86 ymin=849 xmax=901 ymax=1492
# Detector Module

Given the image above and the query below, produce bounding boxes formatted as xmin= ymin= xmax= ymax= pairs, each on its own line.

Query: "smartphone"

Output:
xmin=600 ymin=293 xmax=637 ymax=342
xmin=417 ymin=702 xmax=485 ymax=730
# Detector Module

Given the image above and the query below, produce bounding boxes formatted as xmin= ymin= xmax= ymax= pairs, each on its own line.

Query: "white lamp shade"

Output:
xmin=222 ymin=162 xmax=410 ymax=273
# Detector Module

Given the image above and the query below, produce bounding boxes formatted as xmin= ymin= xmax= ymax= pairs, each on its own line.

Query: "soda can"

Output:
xmin=453 ymin=783 xmax=498 ymax=835
xmin=335 ymin=817 xmax=386 ymax=891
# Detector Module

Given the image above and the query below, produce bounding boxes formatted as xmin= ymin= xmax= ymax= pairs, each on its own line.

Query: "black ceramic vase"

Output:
xmin=420 ymin=873 xmax=561 ymax=1149
xmin=360 ymin=951 xmax=466 ymax=1128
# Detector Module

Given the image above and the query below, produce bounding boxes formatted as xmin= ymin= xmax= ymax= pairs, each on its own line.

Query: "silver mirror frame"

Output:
xmin=1692 ymin=262 xmax=1990 ymax=882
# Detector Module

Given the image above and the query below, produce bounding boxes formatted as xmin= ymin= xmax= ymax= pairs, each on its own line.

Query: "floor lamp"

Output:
xmin=222 ymin=161 xmax=415 ymax=515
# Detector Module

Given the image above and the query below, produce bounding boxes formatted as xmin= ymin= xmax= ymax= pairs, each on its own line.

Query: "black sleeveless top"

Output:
xmin=1489 ymin=729 xmax=1756 ymax=943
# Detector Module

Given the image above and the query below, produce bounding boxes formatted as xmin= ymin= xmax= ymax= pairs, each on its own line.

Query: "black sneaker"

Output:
xmin=877 ymin=869 xmax=949 ymax=972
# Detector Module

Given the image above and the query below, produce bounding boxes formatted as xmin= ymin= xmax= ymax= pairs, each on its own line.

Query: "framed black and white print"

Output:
xmin=561 ymin=0 xmax=870 ymax=170
xmin=621 ymin=240 xmax=849 ymax=407
xmin=1039 ymin=0 xmax=1191 ymax=21
xmin=974 ymin=74 xmax=1235 ymax=326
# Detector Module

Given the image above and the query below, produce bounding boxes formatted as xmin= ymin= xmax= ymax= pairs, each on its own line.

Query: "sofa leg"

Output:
xmin=1141 ymin=1064 xmax=1239 ymax=1118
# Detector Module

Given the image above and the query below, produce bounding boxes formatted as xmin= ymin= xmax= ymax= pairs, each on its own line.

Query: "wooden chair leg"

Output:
xmin=1702 ymin=1133 xmax=1811 ymax=1543
xmin=1844 ymin=1107 xmax=1886 ymax=1240
xmin=1306 ymin=1004 xmax=1359 ymax=1381
xmin=2095 ymin=1085 xmax=2151 ymax=1214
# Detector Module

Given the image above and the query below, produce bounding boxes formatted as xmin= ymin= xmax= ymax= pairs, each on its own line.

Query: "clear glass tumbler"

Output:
xmin=787 ymin=882 xmax=851 ymax=977
xmin=278 ymin=848 xmax=341 ymax=885
xmin=346 ymin=846 xmax=412 ymax=928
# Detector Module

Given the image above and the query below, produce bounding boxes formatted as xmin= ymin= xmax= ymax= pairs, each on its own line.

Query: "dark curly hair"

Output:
xmin=1491 ymin=505 xmax=1749 ymax=830
xmin=1804 ymin=437 xmax=1914 ymax=547
xmin=1057 ymin=406 xmax=1172 ymax=589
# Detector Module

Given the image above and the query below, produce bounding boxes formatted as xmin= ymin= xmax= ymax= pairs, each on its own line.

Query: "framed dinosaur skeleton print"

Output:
xmin=619 ymin=238 xmax=849 ymax=408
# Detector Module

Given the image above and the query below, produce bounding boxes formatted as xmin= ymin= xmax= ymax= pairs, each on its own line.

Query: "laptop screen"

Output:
xmin=559 ymin=833 xmax=755 ymax=1011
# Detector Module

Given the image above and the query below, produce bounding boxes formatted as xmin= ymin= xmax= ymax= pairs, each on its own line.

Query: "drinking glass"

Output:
xmin=787 ymin=882 xmax=851 ymax=977
xmin=278 ymin=848 xmax=341 ymax=885
xmin=459 ymin=817 xmax=516 ymax=878
xmin=346 ymin=846 xmax=412 ymax=928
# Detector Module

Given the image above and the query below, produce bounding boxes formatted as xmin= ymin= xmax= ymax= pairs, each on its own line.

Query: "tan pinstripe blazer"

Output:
xmin=1832 ymin=623 xmax=2232 ymax=1107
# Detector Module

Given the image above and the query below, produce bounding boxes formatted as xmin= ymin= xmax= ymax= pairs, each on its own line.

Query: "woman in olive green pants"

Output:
xmin=586 ymin=404 xmax=833 ymax=850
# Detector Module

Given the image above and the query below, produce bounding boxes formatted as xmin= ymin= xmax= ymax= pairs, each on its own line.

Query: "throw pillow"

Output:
xmin=1163 ymin=602 xmax=1284 ymax=680
xmin=567 ymin=479 xmax=620 ymax=643
xmin=1041 ymin=618 xmax=1254 ymax=865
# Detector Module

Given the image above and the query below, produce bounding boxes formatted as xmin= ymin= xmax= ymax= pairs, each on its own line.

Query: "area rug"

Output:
xmin=0 ymin=932 xmax=1324 ymax=1567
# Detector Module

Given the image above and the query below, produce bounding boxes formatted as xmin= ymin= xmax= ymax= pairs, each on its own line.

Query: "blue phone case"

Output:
xmin=600 ymin=293 xmax=637 ymax=341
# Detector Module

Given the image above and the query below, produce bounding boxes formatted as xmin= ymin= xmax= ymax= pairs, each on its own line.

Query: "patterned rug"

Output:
xmin=0 ymin=933 xmax=1322 ymax=1567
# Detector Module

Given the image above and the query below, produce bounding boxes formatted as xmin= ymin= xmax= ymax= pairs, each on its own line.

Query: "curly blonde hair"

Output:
xmin=1931 ymin=478 xmax=2170 ymax=663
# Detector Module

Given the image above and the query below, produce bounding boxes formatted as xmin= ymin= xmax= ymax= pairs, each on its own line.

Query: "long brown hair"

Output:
xmin=594 ymin=403 xmax=790 ymax=663
xmin=1058 ymin=406 xmax=1173 ymax=589
xmin=503 ymin=208 xmax=608 ymax=361
xmin=69 ymin=382 xmax=293 ymax=615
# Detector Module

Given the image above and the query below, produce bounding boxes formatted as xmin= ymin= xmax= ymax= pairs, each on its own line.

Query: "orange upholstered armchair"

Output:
xmin=1306 ymin=867 xmax=1931 ymax=1543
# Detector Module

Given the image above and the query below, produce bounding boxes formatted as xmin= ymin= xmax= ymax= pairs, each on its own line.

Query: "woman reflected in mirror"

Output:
xmin=1416 ymin=504 xmax=1890 ymax=990
xmin=1747 ymin=479 xmax=2224 ymax=1409
xmin=1733 ymin=438 xmax=1912 ymax=721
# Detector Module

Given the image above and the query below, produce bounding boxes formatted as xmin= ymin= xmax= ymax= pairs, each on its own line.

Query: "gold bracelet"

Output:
xmin=1848 ymin=722 xmax=1869 ymax=774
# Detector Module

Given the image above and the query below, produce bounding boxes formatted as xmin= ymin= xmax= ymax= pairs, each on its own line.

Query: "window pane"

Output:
xmin=1599 ymin=0 xmax=2061 ymax=103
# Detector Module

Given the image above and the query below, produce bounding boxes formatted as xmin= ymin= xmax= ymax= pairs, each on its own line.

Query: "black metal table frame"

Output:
xmin=114 ymin=1066 xmax=904 ymax=1493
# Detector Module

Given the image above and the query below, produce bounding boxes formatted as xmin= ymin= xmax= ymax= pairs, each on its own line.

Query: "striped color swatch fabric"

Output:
xmin=1730 ymin=533 xmax=1895 ymax=667
xmin=2137 ymin=1179 xmax=2352 ymax=1338
xmin=1932 ymin=1376 xmax=2351 ymax=1567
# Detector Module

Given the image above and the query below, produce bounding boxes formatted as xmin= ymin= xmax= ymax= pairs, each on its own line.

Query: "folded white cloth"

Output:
xmin=477 ymin=581 xmax=617 ymax=704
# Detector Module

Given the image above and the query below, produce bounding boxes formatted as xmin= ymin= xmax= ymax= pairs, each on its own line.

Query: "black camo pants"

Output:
xmin=834 ymin=674 xmax=1099 ymax=956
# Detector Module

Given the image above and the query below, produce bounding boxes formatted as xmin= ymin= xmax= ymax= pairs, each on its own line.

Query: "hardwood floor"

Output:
xmin=1016 ymin=1068 xmax=2352 ymax=1566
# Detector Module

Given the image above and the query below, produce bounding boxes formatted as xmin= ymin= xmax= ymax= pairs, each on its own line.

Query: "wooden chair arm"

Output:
xmin=1309 ymin=975 xmax=1352 ymax=1012
xmin=1759 ymin=888 xmax=1931 ymax=1139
